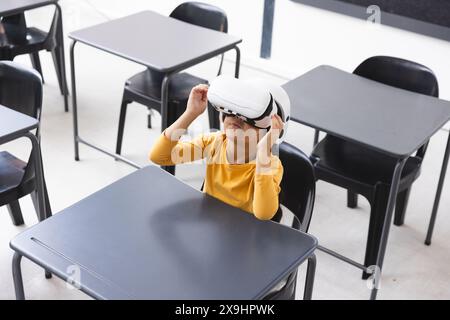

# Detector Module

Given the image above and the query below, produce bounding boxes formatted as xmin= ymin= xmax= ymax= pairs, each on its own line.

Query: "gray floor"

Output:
xmin=1 ymin=0 xmax=449 ymax=300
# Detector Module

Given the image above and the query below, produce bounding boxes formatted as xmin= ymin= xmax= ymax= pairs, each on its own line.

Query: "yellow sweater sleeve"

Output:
xmin=253 ymin=156 xmax=284 ymax=220
xmin=149 ymin=132 xmax=217 ymax=166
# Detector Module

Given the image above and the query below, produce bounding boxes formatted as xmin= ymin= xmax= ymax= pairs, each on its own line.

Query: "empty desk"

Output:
xmin=10 ymin=165 xmax=317 ymax=300
xmin=68 ymin=10 xmax=242 ymax=169
xmin=283 ymin=65 xmax=450 ymax=299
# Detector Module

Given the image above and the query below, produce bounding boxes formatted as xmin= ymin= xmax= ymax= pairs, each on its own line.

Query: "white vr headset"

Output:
xmin=207 ymin=75 xmax=291 ymax=139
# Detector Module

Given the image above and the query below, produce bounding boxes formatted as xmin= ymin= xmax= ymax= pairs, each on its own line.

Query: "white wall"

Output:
xmin=55 ymin=1 xmax=450 ymax=88
xmin=272 ymin=1 xmax=450 ymax=94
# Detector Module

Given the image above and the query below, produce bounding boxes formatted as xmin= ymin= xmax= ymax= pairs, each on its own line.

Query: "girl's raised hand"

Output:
xmin=186 ymin=84 xmax=209 ymax=118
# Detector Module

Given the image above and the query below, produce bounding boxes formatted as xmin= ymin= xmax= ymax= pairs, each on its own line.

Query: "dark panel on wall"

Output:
xmin=339 ymin=0 xmax=450 ymax=27
xmin=291 ymin=0 xmax=450 ymax=41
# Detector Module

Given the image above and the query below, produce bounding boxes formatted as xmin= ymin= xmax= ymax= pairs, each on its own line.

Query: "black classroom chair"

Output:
xmin=0 ymin=8 xmax=69 ymax=111
xmin=198 ymin=141 xmax=317 ymax=299
xmin=310 ymin=56 xmax=439 ymax=278
xmin=0 ymin=61 xmax=52 ymax=226
xmin=265 ymin=141 xmax=316 ymax=300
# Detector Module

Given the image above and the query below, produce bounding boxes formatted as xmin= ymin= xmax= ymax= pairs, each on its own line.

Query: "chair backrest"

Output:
xmin=1 ymin=9 xmax=60 ymax=50
xmin=277 ymin=142 xmax=316 ymax=233
xmin=170 ymin=2 xmax=228 ymax=76
xmin=353 ymin=56 xmax=439 ymax=158
xmin=1 ymin=13 xmax=27 ymax=28
xmin=0 ymin=61 xmax=43 ymax=121
xmin=200 ymin=141 xmax=316 ymax=232
xmin=263 ymin=142 xmax=316 ymax=300
xmin=1 ymin=13 xmax=27 ymax=43
xmin=354 ymin=56 xmax=439 ymax=97
xmin=170 ymin=2 xmax=228 ymax=33
xmin=0 ymin=61 xmax=43 ymax=184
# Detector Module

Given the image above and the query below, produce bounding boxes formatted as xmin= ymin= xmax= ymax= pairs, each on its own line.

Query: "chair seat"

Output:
xmin=0 ymin=151 xmax=26 ymax=192
xmin=311 ymin=135 xmax=422 ymax=190
xmin=0 ymin=25 xmax=48 ymax=57
xmin=0 ymin=151 xmax=35 ymax=206
xmin=125 ymin=69 xmax=208 ymax=103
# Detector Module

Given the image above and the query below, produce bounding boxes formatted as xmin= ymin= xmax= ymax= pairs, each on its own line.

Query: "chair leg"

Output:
xmin=208 ymin=103 xmax=220 ymax=130
xmin=147 ymin=108 xmax=152 ymax=129
xmin=347 ymin=190 xmax=358 ymax=208
xmin=31 ymin=189 xmax=54 ymax=280
xmin=289 ymin=273 xmax=298 ymax=300
xmin=161 ymin=102 xmax=180 ymax=175
xmin=116 ymin=99 xmax=130 ymax=155
xmin=30 ymin=52 xmax=44 ymax=83
xmin=31 ymin=179 xmax=52 ymax=221
xmin=313 ymin=129 xmax=320 ymax=146
xmin=393 ymin=187 xmax=411 ymax=227
xmin=303 ymin=254 xmax=316 ymax=300
xmin=6 ymin=200 xmax=25 ymax=226
xmin=362 ymin=188 xmax=389 ymax=279
xmin=51 ymin=47 xmax=65 ymax=95
xmin=43 ymin=182 xmax=52 ymax=220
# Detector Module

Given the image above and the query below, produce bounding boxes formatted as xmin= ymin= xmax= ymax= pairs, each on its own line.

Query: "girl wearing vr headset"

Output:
xmin=150 ymin=76 xmax=290 ymax=220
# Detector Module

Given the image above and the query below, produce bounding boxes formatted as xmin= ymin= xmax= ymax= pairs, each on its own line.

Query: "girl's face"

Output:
xmin=223 ymin=114 xmax=254 ymax=132
xmin=223 ymin=114 xmax=268 ymax=163
xmin=223 ymin=114 xmax=266 ymax=144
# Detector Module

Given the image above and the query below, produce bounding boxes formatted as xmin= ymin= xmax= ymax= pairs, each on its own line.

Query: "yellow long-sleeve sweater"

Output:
xmin=149 ymin=131 xmax=283 ymax=220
